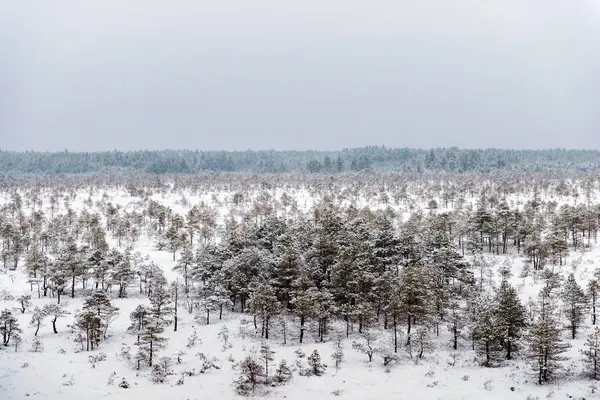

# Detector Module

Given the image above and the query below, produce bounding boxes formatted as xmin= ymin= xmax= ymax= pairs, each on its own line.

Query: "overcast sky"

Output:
xmin=1 ymin=0 xmax=600 ymax=151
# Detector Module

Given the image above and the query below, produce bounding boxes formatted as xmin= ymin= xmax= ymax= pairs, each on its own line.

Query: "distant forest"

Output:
xmin=1 ymin=148 xmax=599 ymax=174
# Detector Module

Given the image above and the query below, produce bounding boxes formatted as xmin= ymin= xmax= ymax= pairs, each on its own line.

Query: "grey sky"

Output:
xmin=1 ymin=0 xmax=600 ymax=151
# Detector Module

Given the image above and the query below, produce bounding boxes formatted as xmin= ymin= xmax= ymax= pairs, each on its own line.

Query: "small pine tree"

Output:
xmin=13 ymin=334 xmax=22 ymax=352
xmin=526 ymin=289 xmax=571 ymax=384
xmin=29 ymin=336 xmax=44 ymax=353
xmin=16 ymin=295 xmax=32 ymax=314
xmin=275 ymin=360 xmax=292 ymax=384
xmin=236 ymin=356 xmax=264 ymax=394
xmin=307 ymin=350 xmax=325 ymax=376
xmin=137 ymin=316 xmax=168 ymax=367
xmin=582 ymin=327 xmax=600 ymax=380
xmin=562 ymin=274 xmax=587 ymax=339
xmin=352 ymin=331 xmax=379 ymax=362
xmin=151 ymin=356 xmax=172 ymax=383
xmin=495 ymin=281 xmax=527 ymax=360
xmin=1 ymin=309 xmax=22 ymax=346
xmin=588 ymin=279 xmax=600 ymax=326
xmin=30 ymin=306 xmax=46 ymax=336
xmin=259 ymin=342 xmax=275 ymax=378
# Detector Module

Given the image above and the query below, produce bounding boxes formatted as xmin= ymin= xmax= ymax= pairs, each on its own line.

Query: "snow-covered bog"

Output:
xmin=1 ymin=177 xmax=600 ymax=400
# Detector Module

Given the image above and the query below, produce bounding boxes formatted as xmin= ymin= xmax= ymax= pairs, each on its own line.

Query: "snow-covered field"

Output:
xmin=1 ymin=181 xmax=599 ymax=400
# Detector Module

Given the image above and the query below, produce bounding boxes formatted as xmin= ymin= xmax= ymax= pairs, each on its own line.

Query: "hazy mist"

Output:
xmin=2 ymin=0 xmax=600 ymax=151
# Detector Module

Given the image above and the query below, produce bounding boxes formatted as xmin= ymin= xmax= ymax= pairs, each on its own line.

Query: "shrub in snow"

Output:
xmin=235 ymin=356 xmax=264 ymax=395
xmin=107 ymin=371 xmax=117 ymax=385
xmin=118 ymin=343 xmax=131 ymax=362
xmin=196 ymin=352 xmax=221 ymax=373
xmin=88 ymin=352 xmax=107 ymax=363
xmin=294 ymin=348 xmax=305 ymax=358
xmin=332 ymin=348 xmax=344 ymax=369
xmin=13 ymin=334 xmax=22 ymax=352
xmin=29 ymin=337 xmax=43 ymax=353
xmin=352 ymin=332 xmax=379 ymax=363
xmin=218 ymin=326 xmax=232 ymax=351
xmin=187 ymin=326 xmax=201 ymax=348
xmin=118 ymin=378 xmax=129 ymax=389
xmin=151 ymin=357 xmax=172 ymax=383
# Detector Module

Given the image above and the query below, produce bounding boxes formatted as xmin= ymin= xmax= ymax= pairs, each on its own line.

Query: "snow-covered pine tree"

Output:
xmin=137 ymin=315 xmax=167 ymax=367
xmin=82 ymin=290 xmax=119 ymax=339
xmin=42 ymin=304 xmax=69 ymax=334
xmin=446 ymin=301 xmax=467 ymax=350
xmin=149 ymin=276 xmax=173 ymax=325
xmin=494 ymin=281 xmax=527 ymax=360
xmin=307 ymin=350 xmax=325 ymax=376
xmin=128 ymin=305 xmax=151 ymax=343
xmin=248 ymin=278 xmax=280 ymax=340
xmin=1 ymin=309 xmax=21 ymax=346
xmin=16 ymin=294 xmax=31 ymax=313
xmin=471 ymin=294 xmax=502 ymax=366
xmin=581 ymin=326 xmax=600 ymax=380
xmin=259 ymin=342 xmax=275 ymax=378
xmin=588 ymin=279 xmax=599 ymax=326
xmin=30 ymin=306 xmax=46 ymax=336
xmin=526 ymin=288 xmax=571 ymax=384
xmin=562 ymin=273 xmax=587 ymax=339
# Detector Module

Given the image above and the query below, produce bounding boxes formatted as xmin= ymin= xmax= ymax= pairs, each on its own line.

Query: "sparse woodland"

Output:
xmin=2 ymin=166 xmax=600 ymax=399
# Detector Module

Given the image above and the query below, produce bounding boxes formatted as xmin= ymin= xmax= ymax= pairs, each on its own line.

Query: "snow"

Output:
xmin=1 ymin=185 xmax=599 ymax=400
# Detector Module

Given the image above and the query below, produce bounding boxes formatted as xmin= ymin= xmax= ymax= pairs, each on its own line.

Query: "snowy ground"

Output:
xmin=0 ymin=186 xmax=598 ymax=400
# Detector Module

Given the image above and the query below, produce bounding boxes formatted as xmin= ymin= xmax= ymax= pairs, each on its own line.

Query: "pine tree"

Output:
xmin=75 ymin=309 xmax=102 ymax=351
xmin=42 ymin=304 xmax=69 ymax=334
xmin=16 ymin=294 xmax=31 ymax=314
xmin=259 ymin=342 xmax=275 ymax=378
xmin=446 ymin=301 xmax=466 ymax=350
xmin=494 ymin=281 xmax=527 ymax=360
xmin=82 ymin=290 xmax=120 ymax=339
xmin=149 ymin=277 xmax=173 ymax=325
xmin=128 ymin=305 xmax=151 ymax=343
xmin=237 ymin=356 xmax=264 ymax=394
xmin=398 ymin=259 xmax=434 ymax=342
xmin=581 ymin=327 xmax=600 ymax=380
xmin=307 ymin=350 xmax=325 ymax=376
xmin=562 ymin=273 xmax=587 ymax=339
xmin=248 ymin=278 xmax=280 ymax=340
xmin=30 ymin=306 xmax=46 ymax=336
xmin=137 ymin=316 xmax=167 ymax=367
xmin=275 ymin=359 xmax=292 ymax=384
xmin=526 ymin=289 xmax=571 ymax=384
xmin=0 ymin=309 xmax=22 ymax=346
xmin=588 ymin=279 xmax=599 ymax=325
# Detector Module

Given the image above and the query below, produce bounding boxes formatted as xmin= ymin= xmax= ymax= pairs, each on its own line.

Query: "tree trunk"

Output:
xmin=52 ymin=317 xmax=58 ymax=334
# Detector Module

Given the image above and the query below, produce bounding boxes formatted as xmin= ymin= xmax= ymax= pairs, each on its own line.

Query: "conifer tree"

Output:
xmin=259 ymin=342 xmax=275 ymax=378
xmin=562 ymin=273 xmax=587 ymax=339
xmin=526 ymin=289 xmax=570 ymax=384
xmin=588 ymin=279 xmax=599 ymax=326
xmin=307 ymin=350 xmax=325 ymax=376
xmin=494 ymin=281 xmax=527 ymax=360
xmin=42 ymin=304 xmax=69 ymax=334
xmin=1 ymin=309 xmax=22 ymax=346
xmin=581 ymin=326 xmax=600 ymax=380
xmin=136 ymin=316 xmax=167 ymax=367
xmin=30 ymin=306 xmax=46 ymax=336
